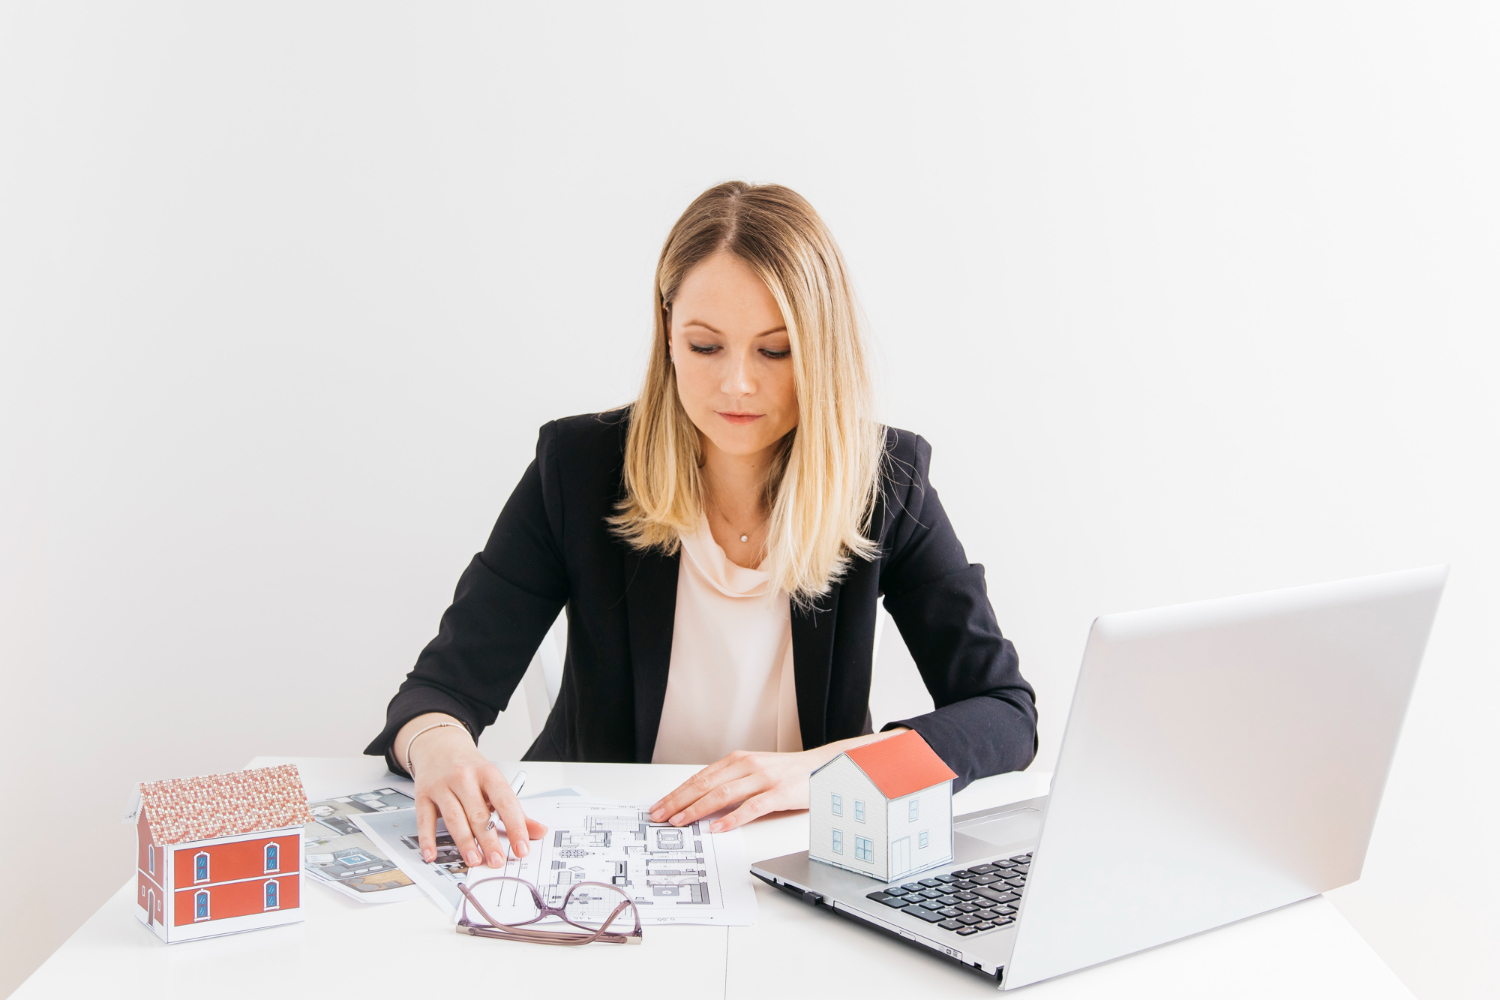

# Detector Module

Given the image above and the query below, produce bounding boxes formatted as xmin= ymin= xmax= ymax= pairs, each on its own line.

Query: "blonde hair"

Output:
xmin=610 ymin=181 xmax=885 ymax=607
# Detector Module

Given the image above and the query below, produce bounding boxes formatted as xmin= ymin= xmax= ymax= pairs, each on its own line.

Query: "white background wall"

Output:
xmin=2 ymin=3 xmax=1496 ymax=996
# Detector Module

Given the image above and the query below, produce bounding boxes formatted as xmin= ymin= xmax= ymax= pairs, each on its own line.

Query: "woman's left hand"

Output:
xmin=649 ymin=729 xmax=908 ymax=833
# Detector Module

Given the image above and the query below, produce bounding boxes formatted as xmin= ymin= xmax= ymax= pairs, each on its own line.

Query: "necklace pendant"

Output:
xmin=740 ymin=534 xmax=749 ymax=543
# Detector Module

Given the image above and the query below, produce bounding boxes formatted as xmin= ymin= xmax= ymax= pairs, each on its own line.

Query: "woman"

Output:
xmin=365 ymin=181 xmax=1037 ymax=869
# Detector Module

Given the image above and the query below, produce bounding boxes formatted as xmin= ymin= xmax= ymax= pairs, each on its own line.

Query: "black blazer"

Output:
xmin=366 ymin=410 xmax=1037 ymax=790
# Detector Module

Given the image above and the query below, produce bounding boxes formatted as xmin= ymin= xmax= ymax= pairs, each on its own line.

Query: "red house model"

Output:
xmin=130 ymin=764 xmax=314 ymax=943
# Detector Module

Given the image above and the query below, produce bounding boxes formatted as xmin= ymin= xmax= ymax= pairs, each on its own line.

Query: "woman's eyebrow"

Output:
xmin=682 ymin=318 xmax=787 ymax=337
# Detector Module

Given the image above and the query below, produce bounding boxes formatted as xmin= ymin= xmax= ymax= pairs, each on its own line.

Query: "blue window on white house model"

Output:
xmin=855 ymin=837 xmax=873 ymax=862
xmin=264 ymin=842 xmax=279 ymax=873
xmin=831 ymin=829 xmax=843 ymax=854
xmin=919 ymin=830 xmax=929 ymax=848
xmin=909 ymin=798 xmax=920 ymax=822
xmin=194 ymin=890 xmax=210 ymax=921
xmin=831 ymin=793 xmax=842 ymax=817
xmin=264 ymin=880 xmax=279 ymax=910
xmin=854 ymin=800 xmax=865 ymax=822
xmin=194 ymin=852 xmax=210 ymax=883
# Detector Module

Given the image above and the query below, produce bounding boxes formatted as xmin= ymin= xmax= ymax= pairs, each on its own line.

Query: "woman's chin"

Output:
xmin=697 ymin=425 xmax=791 ymax=461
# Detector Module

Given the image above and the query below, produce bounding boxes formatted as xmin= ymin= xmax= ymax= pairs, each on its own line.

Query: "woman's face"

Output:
xmin=667 ymin=252 xmax=798 ymax=464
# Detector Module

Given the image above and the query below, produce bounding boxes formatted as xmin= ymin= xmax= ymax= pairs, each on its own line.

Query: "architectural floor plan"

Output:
xmin=469 ymin=795 xmax=757 ymax=926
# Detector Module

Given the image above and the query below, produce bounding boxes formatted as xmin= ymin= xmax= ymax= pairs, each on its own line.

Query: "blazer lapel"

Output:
xmin=790 ymin=582 xmax=841 ymax=751
xmin=624 ymin=545 xmax=680 ymax=762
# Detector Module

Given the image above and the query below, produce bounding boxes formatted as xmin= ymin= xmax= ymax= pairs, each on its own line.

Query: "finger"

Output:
xmin=651 ymin=754 xmax=754 ymax=822
xmin=650 ymin=755 xmax=740 ymax=817
xmin=416 ymin=795 xmax=440 ymax=863
xmin=524 ymin=817 xmax=549 ymax=840
xmin=431 ymin=788 xmax=482 ymax=869
xmin=453 ymin=777 xmax=508 ymax=869
xmin=481 ymin=772 xmax=534 ymax=864
xmin=670 ymin=774 xmax=763 ymax=827
xmin=665 ymin=760 xmax=764 ymax=825
xmin=712 ymin=791 xmax=779 ymax=832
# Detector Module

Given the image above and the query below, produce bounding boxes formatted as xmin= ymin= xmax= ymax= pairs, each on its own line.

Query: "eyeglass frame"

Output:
xmin=456 ymin=876 xmax=644 ymax=946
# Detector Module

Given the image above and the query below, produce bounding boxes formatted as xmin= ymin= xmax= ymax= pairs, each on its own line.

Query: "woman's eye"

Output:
xmin=760 ymin=348 xmax=791 ymax=359
xmin=688 ymin=343 xmax=719 ymax=355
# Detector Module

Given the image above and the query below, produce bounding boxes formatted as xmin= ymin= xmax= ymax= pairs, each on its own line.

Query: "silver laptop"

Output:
xmin=752 ymin=566 xmax=1446 ymax=989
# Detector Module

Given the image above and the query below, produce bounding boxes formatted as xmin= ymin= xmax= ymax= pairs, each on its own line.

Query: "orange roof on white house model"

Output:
xmin=138 ymin=764 xmax=313 ymax=845
xmin=843 ymin=729 xmax=958 ymax=799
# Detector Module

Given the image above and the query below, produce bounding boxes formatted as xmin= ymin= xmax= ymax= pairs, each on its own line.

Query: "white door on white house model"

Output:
xmin=891 ymin=836 xmax=911 ymax=878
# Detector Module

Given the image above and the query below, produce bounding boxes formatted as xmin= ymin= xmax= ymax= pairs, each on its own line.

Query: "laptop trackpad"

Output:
xmin=955 ymin=803 xmax=1044 ymax=858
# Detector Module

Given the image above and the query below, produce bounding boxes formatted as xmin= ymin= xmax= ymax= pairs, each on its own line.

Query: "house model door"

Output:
xmin=892 ymin=836 xmax=910 ymax=878
xmin=146 ymin=890 xmax=155 ymax=926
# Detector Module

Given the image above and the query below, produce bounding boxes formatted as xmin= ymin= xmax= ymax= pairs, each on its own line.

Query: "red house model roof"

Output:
xmin=844 ymin=729 xmax=958 ymax=799
xmin=139 ymin=764 xmax=313 ymax=845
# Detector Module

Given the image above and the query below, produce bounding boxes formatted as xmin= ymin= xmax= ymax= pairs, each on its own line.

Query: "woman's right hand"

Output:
xmin=397 ymin=713 xmax=547 ymax=868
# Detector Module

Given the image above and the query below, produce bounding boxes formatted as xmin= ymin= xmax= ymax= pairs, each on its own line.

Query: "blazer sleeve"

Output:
xmin=364 ymin=422 xmax=570 ymax=775
xmin=878 ymin=435 xmax=1038 ymax=787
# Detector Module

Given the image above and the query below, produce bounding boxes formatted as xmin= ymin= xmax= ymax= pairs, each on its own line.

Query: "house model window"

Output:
xmin=807 ymin=729 xmax=958 ymax=883
xmin=264 ymin=843 xmax=279 ymax=873
xmin=194 ymin=891 xmax=210 ymax=921
xmin=194 ymin=852 xmax=210 ymax=883
xmin=264 ymin=880 xmax=279 ymax=910
xmin=147 ymin=846 xmax=155 ymax=876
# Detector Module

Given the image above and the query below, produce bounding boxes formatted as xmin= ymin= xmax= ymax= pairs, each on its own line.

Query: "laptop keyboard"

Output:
xmin=864 ymin=852 xmax=1031 ymax=937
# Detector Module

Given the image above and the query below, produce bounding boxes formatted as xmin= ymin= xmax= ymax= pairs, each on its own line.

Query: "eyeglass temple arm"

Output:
xmin=591 ymin=900 xmax=638 ymax=937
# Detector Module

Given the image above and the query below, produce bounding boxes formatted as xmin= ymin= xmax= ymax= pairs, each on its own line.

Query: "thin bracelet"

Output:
xmin=404 ymin=721 xmax=469 ymax=778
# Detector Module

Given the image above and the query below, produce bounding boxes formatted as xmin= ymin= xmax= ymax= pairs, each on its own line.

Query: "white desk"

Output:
xmin=15 ymin=758 xmax=1411 ymax=998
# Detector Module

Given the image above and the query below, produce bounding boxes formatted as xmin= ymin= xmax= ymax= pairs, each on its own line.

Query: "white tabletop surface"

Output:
xmin=14 ymin=757 xmax=1412 ymax=998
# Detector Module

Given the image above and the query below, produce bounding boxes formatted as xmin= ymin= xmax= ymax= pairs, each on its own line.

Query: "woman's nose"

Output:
xmin=721 ymin=351 xmax=756 ymax=397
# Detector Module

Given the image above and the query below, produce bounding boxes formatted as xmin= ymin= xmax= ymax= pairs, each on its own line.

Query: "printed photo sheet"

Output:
xmin=303 ymin=787 xmax=423 ymax=904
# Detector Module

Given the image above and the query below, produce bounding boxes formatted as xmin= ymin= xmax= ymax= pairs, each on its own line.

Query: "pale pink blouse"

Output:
xmin=650 ymin=517 xmax=803 ymax=764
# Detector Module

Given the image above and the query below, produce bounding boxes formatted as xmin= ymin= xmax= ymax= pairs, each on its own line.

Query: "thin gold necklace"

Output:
xmin=705 ymin=493 xmax=765 ymax=544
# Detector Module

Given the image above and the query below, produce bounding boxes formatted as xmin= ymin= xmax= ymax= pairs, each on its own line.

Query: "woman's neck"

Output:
xmin=699 ymin=436 xmax=775 ymax=521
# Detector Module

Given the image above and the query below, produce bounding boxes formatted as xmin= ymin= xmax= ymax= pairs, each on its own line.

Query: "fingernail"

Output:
xmin=422 ymin=848 xmax=435 ymax=863
xmin=670 ymin=813 xmax=684 ymax=826
xmin=709 ymin=821 xmax=724 ymax=833
xmin=489 ymin=852 xmax=504 ymax=868
xmin=517 ymin=841 xmax=529 ymax=858
xmin=466 ymin=850 xmax=482 ymax=866
xmin=650 ymin=808 xmax=664 ymax=821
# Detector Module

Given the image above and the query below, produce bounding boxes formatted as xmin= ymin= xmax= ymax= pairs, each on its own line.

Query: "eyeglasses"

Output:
xmin=456 ymin=876 xmax=643 ymax=946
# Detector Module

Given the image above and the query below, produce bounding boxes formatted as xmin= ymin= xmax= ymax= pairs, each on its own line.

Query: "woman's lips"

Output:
xmin=717 ymin=411 xmax=764 ymax=425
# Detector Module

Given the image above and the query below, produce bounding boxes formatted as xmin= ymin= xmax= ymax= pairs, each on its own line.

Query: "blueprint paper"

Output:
xmin=463 ymin=795 xmax=758 ymax=927
xmin=351 ymin=788 xmax=585 ymax=917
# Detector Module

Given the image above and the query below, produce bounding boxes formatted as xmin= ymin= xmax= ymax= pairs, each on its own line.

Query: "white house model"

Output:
xmin=808 ymin=729 xmax=958 ymax=882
